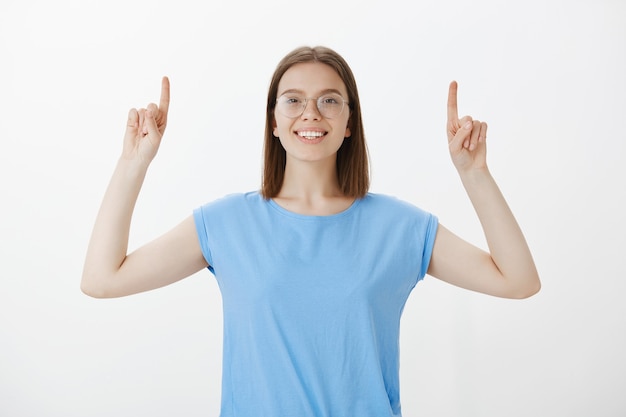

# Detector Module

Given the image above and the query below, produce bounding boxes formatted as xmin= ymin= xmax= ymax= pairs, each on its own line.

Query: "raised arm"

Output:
xmin=81 ymin=77 xmax=208 ymax=298
xmin=427 ymin=81 xmax=540 ymax=299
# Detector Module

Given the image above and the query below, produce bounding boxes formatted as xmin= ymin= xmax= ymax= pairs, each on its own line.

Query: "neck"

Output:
xmin=279 ymin=157 xmax=342 ymax=199
xmin=274 ymin=157 xmax=354 ymax=216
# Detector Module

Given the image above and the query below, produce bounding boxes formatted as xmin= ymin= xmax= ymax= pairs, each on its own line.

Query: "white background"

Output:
xmin=1 ymin=0 xmax=625 ymax=416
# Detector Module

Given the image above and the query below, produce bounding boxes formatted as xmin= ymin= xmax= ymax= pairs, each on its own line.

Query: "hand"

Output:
xmin=446 ymin=81 xmax=488 ymax=172
xmin=122 ymin=76 xmax=170 ymax=165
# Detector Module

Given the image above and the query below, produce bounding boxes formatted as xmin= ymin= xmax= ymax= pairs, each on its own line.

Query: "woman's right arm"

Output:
xmin=81 ymin=77 xmax=208 ymax=298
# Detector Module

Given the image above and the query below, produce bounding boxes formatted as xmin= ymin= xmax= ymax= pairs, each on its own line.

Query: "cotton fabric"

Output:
xmin=193 ymin=191 xmax=438 ymax=417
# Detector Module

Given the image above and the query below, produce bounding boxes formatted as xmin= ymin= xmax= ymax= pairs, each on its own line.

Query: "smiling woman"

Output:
xmin=270 ymin=61 xmax=355 ymax=209
xmin=263 ymin=47 xmax=369 ymax=201
xmin=81 ymin=45 xmax=540 ymax=416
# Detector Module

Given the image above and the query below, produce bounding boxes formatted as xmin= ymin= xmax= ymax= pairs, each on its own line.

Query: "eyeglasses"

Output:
xmin=275 ymin=93 xmax=349 ymax=119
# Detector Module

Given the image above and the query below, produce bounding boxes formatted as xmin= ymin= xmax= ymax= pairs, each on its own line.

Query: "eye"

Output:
xmin=320 ymin=96 xmax=339 ymax=105
xmin=283 ymin=96 xmax=303 ymax=105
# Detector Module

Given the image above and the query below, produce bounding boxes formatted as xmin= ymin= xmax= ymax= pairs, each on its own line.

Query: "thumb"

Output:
xmin=144 ymin=109 xmax=161 ymax=138
xmin=125 ymin=108 xmax=140 ymax=136
xmin=449 ymin=120 xmax=473 ymax=152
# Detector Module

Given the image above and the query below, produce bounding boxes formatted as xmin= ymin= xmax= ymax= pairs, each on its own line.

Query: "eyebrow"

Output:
xmin=278 ymin=88 xmax=345 ymax=97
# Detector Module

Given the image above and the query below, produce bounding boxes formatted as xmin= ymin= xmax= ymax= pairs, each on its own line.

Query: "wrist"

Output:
xmin=115 ymin=157 xmax=150 ymax=180
xmin=458 ymin=165 xmax=491 ymax=184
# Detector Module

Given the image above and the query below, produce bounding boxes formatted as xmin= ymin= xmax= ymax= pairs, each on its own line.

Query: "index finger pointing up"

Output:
xmin=447 ymin=80 xmax=459 ymax=122
xmin=160 ymin=76 xmax=171 ymax=114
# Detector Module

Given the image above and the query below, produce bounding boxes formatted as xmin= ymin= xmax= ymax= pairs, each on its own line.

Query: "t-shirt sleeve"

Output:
xmin=193 ymin=206 xmax=214 ymax=273
xmin=418 ymin=213 xmax=439 ymax=280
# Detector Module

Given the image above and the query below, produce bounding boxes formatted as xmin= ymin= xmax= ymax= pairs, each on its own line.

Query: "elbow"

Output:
xmin=510 ymin=275 xmax=541 ymax=299
xmin=80 ymin=281 xmax=104 ymax=299
xmin=81 ymin=284 xmax=105 ymax=299
xmin=80 ymin=272 xmax=110 ymax=299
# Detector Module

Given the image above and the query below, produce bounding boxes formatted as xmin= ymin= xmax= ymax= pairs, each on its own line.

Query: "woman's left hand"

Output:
xmin=446 ymin=81 xmax=488 ymax=173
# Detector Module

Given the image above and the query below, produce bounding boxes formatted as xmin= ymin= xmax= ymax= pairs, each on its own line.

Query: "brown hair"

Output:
xmin=261 ymin=46 xmax=370 ymax=199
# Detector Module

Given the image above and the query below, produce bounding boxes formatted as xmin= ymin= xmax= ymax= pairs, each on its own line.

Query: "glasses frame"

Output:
xmin=275 ymin=93 xmax=350 ymax=119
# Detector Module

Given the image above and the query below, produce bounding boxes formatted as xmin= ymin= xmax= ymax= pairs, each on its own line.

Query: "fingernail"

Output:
xmin=464 ymin=122 xmax=472 ymax=129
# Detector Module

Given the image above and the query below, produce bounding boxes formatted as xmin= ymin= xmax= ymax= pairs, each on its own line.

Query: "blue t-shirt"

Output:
xmin=193 ymin=191 xmax=438 ymax=417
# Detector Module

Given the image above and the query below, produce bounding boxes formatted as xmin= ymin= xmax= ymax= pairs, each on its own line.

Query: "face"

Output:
xmin=272 ymin=62 xmax=351 ymax=165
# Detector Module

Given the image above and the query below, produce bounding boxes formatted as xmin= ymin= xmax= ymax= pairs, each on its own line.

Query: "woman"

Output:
xmin=82 ymin=46 xmax=540 ymax=416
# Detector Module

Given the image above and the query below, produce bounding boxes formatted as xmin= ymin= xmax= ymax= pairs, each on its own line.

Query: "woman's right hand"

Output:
xmin=122 ymin=76 xmax=170 ymax=165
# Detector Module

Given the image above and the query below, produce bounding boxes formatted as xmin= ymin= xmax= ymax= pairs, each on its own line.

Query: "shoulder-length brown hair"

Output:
xmin=261 ymin=46 xmax=369 ymax=199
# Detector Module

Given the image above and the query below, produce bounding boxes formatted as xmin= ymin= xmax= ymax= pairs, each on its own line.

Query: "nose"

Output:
xmin=301 ymin=98 xmax=322 ymax=120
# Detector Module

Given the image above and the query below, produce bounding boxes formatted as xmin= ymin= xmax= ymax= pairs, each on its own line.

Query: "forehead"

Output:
xmin=277 ymin=62 xmax=347 ymax=96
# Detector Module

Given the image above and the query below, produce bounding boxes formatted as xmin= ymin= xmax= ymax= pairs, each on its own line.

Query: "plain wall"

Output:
xmin=1 ymin=0 xmax=625 ymax=416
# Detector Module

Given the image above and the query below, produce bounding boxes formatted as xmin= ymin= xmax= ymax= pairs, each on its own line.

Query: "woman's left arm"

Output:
xmin=427 ymin=81 xmax=540 ymax=299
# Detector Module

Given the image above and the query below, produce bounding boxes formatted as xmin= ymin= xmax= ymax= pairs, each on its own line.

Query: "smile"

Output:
xmin=297 ymin=130 xmax=327 ymax=140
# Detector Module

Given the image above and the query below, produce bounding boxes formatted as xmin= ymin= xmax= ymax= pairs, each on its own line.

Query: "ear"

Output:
xmin=344 ymin=110 xmax=352 ymax=138
xmin=272 ymin=118 xmax=278 ymax=137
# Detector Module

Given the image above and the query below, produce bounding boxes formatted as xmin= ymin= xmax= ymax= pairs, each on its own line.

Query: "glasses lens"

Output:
xmin=276 ymin=95 xmax=304 ymax=118
xmin=317 ymin=94 xmax=345 ymax=118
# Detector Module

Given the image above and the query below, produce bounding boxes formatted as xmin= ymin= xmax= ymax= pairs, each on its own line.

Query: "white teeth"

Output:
xmin=298 ymin=131 xmax=325 ymax=138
